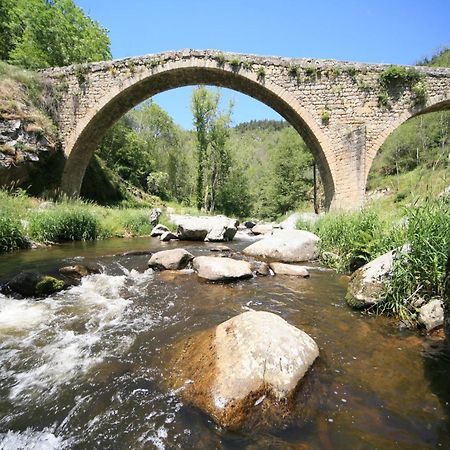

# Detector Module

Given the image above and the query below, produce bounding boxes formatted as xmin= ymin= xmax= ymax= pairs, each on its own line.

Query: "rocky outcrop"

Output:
xmin=172 ymin=215 xmax=239 ymax=242
xmin=243 ymin=230 xmax=320 ymax=262
xmin=269 ymin=262 xmax=310 ymax=277
xmin=170 ymin=310 xmax=319 ymax=429
xmin=418 ymin=300 xmax=444 ymax=332
xmin=193 ymin=256 xmax=253 ymax=282
xmin=148 ymin=249 xmax=194 ymax=270
xmin=0 ymin=118 xmax=61 ymax=189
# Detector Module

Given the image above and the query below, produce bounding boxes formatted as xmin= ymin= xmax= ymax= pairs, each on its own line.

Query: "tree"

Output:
xmin=191 ymin=86 xmax=233 ymax=212
xmin=3 ymin=0 xmax=111 ymax=68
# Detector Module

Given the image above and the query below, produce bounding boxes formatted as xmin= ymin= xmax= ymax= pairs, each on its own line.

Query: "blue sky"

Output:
xmin=77 ymin=0 xmax=449 ymax=129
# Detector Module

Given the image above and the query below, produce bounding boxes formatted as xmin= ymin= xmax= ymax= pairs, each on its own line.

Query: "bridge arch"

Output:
xmin=59 ymin=56 xmax=338 ymax=208
xmin=365 ymin=98 xmax=450 ymax=182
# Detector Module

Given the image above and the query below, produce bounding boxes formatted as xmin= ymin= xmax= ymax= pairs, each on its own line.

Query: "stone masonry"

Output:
xmin=42 ymin=49 xmax=450 ymax=210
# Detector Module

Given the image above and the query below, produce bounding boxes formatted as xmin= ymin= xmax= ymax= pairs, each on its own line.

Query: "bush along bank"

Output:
xmin=299 ymin=199 xmax=450 ymax=330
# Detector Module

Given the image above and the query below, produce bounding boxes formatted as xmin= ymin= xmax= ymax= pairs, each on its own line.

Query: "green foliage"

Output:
xmin=120 ymin=210 xmax=152 ymax=236
xmin=147 ymin=171 xmax=169 ymax=199
xmin=375 ymin=200 xmax=450 ymax=321
xmin=304 ymin=66 xmax=317 ymax=79
xmin=411 ymin=81 xmax=428 ymax=105
xmin=0 ymin=210 xmax=28 ymax=252
xmin=214 ymin=53 xmax=226 ymax=67
xmin=321 ymin=111 xmax=330 ymax=124
xmin=345 ymin=67 xmax=357 ymax=78
xmin=35 ymin=276 xmax=65 ymax=296
xmin=378 ymin=65 xmax=422 ymax=89
xmin=256 ymin=67 xmax=266 ymax=81
xmin=307 ymin=209 xmax=401 ymax=273
xmin=29 ymin=204 xmax=101 ymax=242
xmin=326 ymin=67 xmax=341 ymax=79
xmin=3 ymin=0 xmax=111 ymax=69
xmin=229 ymin=58 xmax=241 ymax=71
xmin=416 ymin=47 xmax=450 ymax=67
xmin=74 ymin=64 xmax=89 ymax=84
xmin=288 ymin=64 xmax=300 ymax=78
xmin=256 ymin=128 xmax=313 ymax=219
xmin=377 ymin=91 xmax=389 ymax=107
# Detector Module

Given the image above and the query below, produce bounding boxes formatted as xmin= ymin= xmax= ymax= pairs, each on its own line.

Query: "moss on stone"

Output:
xmin=35 ymin=276 xmax=65 ymax=296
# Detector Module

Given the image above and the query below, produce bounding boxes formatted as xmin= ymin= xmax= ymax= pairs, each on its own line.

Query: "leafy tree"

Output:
xmin=3 ymin=0 xmax=111 ymax=68
xmin=191 ymin=86 xmax=233 ymax=212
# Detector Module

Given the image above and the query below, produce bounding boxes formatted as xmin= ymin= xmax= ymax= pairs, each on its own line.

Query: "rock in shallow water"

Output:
xmin=418 ymin=299 xmax=444 ymax=331
xmin=148 ymin=249 xmax=194 ymax=270
xmin=269 ymin=262 xmax=309 ymax=277
xmin=170 ymin=310 xmax=319 ymax=429
xmin=193 ymin=256 xmax=253 ymax=281
xmin=243 ymin=229 xmax=320 ymax=262
xmin=345 ymin=246 xmax=409 ymax=308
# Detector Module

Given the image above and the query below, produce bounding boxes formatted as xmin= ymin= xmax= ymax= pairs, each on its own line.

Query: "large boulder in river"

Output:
xmin=193 ymin=256 xmax=253 ymax=282
xmin=345 ymin=247 xmax=409 ymax=308
xmin=251 ymin=223 xmax=278 ymax=235
xmin=148 ymin=249 xmax=194 ymax=270
xmin=170 ymin=310 xmax=319 ymax=429
xmin=243 ymin=230 xmax=320 ymax=262
xmin=173 ymin=215 xmax=239 ymax=242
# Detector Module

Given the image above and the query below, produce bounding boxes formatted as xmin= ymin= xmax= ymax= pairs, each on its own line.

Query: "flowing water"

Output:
xmin=0 ymin=237 xmax=449 ymax=449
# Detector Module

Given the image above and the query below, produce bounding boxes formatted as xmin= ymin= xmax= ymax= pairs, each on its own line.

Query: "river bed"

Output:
xmin=0 ymin=237 xmax=449 ymax=449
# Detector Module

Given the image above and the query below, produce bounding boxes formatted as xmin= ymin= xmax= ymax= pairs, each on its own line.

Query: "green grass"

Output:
xmin=298 ymin=208 xmax=404 ymax=273
xmin=374 ymin=199 xmax=450 ymax=321
xmin=28 ymin=204 xmax=101 ymax=242
xmin=0 ymin=211 xmax=28 ymax=252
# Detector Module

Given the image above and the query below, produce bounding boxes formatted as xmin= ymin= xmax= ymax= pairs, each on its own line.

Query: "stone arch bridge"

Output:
xmin=42 ymin=49 xmax=450 ymax=210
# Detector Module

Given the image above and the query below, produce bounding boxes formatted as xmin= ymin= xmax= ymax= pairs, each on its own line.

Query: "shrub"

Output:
xmin=321 ymin=111 xmax=330 ymax=125
xmin=0 ymin=211 xmax=28 ymax=252
xmin=229 ymin=58 xmax=241 ymax=71
xmin=256 ymin=67 xmax=266 ymax=81
xmin=29 ymin=205 xmax=101 ymax=242
xmin=288 ymin=64 xmax=300 ymax=78
xmin=411 ymin=81 xmax=428 ymax=105
xmin=214 ymin=53 xmax=226 ymax=67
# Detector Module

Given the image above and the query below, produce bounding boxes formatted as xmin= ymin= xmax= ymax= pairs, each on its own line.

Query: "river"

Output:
xmin=0 ymin=237 xmax=449 ymax=449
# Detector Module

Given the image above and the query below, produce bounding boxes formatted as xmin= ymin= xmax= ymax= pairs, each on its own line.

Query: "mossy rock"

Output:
xmin=35 ymin=276 xmax=65 ymax=296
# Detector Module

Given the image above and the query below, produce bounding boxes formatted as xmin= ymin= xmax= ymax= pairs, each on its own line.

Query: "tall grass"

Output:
xmin=374 ymin=200 xmax=450 ymax=320
xmin=299 ymin=209 xmax=404 ymax=273
xmin=28 ymin=205 xmax=101 ymax=242
xmin=0 ymin=211 xmax=28 ymax=252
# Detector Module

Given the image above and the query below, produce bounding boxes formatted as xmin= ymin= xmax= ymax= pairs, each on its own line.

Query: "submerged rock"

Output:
xmin=193 ymin=256 xmax=253 ymax=282
xmin=269 ymin=262 xmax=310 ymax=277
xmin=148 ymin=249 xmax=194 ymax=270
xmin=418 ymin=300 xmax=444 ymax=332
xmin=171 ymin=310 xmax=319 ymax=429
xmin=243 ymin=230 xmax=320 ymax=262
xmin=59 ymin=264 xmax=100 ymax=280
xmin=251 ymin=261 xmax=271 ymax=276
xmin=209 ymin=245 xmax=232 ymax=252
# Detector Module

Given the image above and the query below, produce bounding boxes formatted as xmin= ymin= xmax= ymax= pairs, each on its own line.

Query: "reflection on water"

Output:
xmin=0 ymin=238 xmax=449 ymax=449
